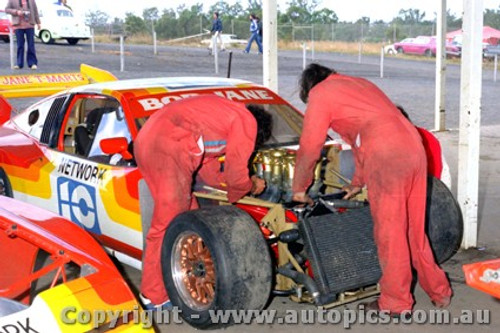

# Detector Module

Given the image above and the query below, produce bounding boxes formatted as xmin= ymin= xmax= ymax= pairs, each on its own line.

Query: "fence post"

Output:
xmin=153 ymin=30 xmax=157 ymax=55
xmin=311 ymin=24 xmax=315 ymax=61
xmin=9 ymin=27 xmax=14 ymax=68
xmin=232 ymin=20 xmax=234 ymax=35
xmin=292 ymin=24 xmax=295 ymax=42
xmin=120 ymin=35 xmax=125 ymax=72
xmin=302 ymin=42 xmax=307 ymax=69
xmin=380 ymin=47 xmax=384 ymax=78
xmin=91 ymin=28 xmax=95 ymax=53
xmin=331 ymin=23 xmax=335 ymax=41
xmin=494 ymin=54 xmax=498 ymax=82
xmin=213 ymin=35 xmax=219 ymax=74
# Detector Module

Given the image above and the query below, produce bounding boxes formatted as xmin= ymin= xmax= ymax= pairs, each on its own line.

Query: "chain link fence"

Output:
xmin=89 ymin=20 xmax=464 ymax=45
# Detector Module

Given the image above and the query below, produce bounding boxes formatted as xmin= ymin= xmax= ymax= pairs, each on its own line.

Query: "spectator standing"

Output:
xmin=5 ymin=0 xmax=41 ymax=70
xmin=209 ymin=11 xmax=225 ymax=53
xmin=244 ymin=13 xmax=262 ymax=54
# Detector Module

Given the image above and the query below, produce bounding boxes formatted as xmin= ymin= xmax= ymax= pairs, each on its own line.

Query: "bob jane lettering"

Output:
xmin=57 ymin=158 xmax=107 ymax=184
xmin=137 ymin=89 xmax=274 ymax=111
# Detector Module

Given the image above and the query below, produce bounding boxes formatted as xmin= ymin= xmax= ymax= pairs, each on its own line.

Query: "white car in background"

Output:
xmin=35 ymin=2 xmax=90 ymax=45
xmin=201 ymin=33 xmax=247 ymax=46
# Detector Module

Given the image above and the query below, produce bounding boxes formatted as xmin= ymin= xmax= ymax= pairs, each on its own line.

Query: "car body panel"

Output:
xmin=0 ymin=74 xmax=300 ymax=264
xmin=463 ymin=259 xmax=500 ymax=299
xmin=201 ymin=33 xmax=247 ymax=46
xmin=0 ymin=196 xmax=150 ymax=332
xmin=394 ymin=36 xmax=460 ymax=56
xmin=35 ymin=2 xmax=90 ymax=42
xmin=0 ymin=10 xmax=11 ymax=42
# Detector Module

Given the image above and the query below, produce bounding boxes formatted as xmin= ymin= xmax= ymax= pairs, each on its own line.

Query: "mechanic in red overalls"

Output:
xmin=292 ymin=64 xmax=452 ymax=315
xmin=134 ymin=95 xmax=272 ymax=309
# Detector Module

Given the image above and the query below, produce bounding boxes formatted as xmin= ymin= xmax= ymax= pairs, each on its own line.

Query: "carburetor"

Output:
xmin=252 ymin=148 xmax=324 ymax=203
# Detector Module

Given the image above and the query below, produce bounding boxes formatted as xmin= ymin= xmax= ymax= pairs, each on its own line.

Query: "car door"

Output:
xmin=49 ymin=94 xmax=143 ymax=257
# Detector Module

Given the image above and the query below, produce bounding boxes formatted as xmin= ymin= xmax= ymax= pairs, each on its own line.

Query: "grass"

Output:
xmin=91 ymin=34 xmax=498 ymax=67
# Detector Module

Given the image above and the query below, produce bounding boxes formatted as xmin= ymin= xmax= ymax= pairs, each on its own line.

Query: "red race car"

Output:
xmin=0 ymin=10 xmax=12 ymax=43
xmin=0 ymin=66 xmax=464 ymax=328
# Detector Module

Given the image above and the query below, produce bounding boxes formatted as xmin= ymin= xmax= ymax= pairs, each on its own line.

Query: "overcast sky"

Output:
xmin=3 ymin=0 xmax=500 ymax=22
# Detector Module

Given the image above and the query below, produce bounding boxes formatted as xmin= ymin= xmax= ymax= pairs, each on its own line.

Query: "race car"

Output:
xmin=0 ymin=196 xmax=151 ymax=332
xmin=0 ymin=66 xmax=464 ymax=328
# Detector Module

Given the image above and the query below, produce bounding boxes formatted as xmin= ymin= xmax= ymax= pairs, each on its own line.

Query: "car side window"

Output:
xmin=62 ymin=96 xmax=133 ymax=165
xmin=12 ymin=97 xmax=57 ymax=142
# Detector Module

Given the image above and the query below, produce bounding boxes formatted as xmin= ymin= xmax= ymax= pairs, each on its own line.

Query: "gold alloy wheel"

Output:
xmin=171 ymin=231 xmax=216 ymax=311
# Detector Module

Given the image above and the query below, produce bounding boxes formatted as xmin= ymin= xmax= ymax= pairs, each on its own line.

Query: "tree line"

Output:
xmin=84 ymin=0 xmax=500 ymax=42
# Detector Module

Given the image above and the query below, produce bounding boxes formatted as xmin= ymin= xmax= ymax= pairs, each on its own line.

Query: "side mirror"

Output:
xmin=100 ymin=137 xmax=133 ymax=160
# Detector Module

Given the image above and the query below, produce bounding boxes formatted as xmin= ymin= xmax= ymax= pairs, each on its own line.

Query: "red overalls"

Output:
xmin=293 ymin=74 xmax=452 ymax=313
xmin=416 ymin=127 xmax=443 ymax=179
xmin=134 ymin=95 xmax=257 ymax=305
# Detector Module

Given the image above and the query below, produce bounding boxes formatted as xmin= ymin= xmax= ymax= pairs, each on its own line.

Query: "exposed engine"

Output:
xmin=252 ymin=146 xmax=345 ymax=203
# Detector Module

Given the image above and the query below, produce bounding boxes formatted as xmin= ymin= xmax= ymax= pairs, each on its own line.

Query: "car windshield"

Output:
xmin=135 ymin=103 xmax=303 ymax=146
xmin=57 ymin=9 xmax=73 ymax=17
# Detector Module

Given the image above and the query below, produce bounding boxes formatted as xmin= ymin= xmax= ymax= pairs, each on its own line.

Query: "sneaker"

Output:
xmin=139 ymin=293 xmax=173 ymax=311
xmin=13 ymin=65 xmax=20 ymax=69
xmin=243 ymin=50 xmax=249 ymax=54
xmin=30 ymin=65 xmax=37 ymax=70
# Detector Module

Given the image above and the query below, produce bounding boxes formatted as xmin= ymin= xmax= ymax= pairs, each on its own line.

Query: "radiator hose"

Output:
xmin=277 ymin=264 xmax=321 ymax=306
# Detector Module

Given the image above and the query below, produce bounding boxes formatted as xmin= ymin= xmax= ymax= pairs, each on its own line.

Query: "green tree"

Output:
xmin=311 ymin=8 xmax=338 ymax=24
xmin=85 ymin=10 xmax=110 ymax=27
xmin=484 ymin=7 xmax=500 ymax=29
xmin=124 ymin=13 xmax=147 ymax=35
xmin=143 ymin=7 xmax=160 ymax=32
xmin=397 ymin=8 xmax=426 ymax=24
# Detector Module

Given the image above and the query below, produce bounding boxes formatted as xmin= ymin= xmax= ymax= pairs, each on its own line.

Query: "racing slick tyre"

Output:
xmin=0 ymin=168 xmax=13 ymax=197
xmin=162 ymin=206 xmax=272 ymax=329
xmin=426 ymin=176 xmax=463 ymax=264
xmin=39 ymin=30 xmax=54 ymax=44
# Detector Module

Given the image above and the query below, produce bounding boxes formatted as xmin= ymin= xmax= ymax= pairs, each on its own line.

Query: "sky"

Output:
xmin=3 ymin=0 xmax=500 ymax=22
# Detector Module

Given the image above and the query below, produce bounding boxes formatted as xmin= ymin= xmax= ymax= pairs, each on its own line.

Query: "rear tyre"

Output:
xmin=162 ymin=206 xmax=272 ymax=329
xmin=39 ymin=30 xmax=54 ymax=44
xmin=426 ymin=176 xmax=463 ymax=264
xmin=66 ymin=38 xmax=79 ymax=45
xmin=0 ymin=168 xmax=13 ymax=197
xmin=425 ymin=49 xmax=433 ymax=57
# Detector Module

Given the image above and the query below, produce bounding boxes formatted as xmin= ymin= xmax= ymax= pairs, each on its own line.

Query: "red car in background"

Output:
xmin=394 ymin=35 xmax=461 ymax=57
xmin=0 ymin=10 xmax=11 ymax=43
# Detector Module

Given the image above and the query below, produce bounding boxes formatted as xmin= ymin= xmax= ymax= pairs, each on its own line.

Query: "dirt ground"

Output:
xmin=1 ymin=40 xmax=499 ymax=332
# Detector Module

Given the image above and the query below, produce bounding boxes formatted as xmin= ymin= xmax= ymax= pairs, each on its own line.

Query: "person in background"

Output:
xmin=5 ymin=0 xmax=41 ymax=70
xmin=396 ymin=105 xmax=452 ymax=189
xmin=209 ymin=11 xmax=225 ymax=53
xmin=134 ymin=95 xmax=272 ymax=310
xmin=292 ymin=63 xmax=452 ymax=317
xmin=243 ymin=13 xmax=262 ymax=54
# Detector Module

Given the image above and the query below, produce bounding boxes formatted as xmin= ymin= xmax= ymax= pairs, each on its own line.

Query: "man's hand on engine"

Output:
xmin=292 ymin=192 xmax=314 ymax=206
xmin=342 ymin=185 xmax=362 ymax=199
xmin=250 ymin=175 xmax=266 ymax=195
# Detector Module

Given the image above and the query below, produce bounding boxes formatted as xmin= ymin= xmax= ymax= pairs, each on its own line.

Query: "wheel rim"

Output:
xmin=171 ymin=231 xmax=216 ymax=311
xmin=41 ymin=31 xmax=51 ymax=43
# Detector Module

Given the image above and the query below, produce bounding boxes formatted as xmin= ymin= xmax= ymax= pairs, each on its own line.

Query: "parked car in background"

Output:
xmin=201 ymin=33 xmax=247 ymax=47
xmin=0 ymin=10 xmax=11 ymax=43
xmin=384 ymin=43 xmax=398 ymax=55
xmin=35 ymin=1 xmax=90 ymax=45
xmin=394 ymin=36 xmax=461 ymax=57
